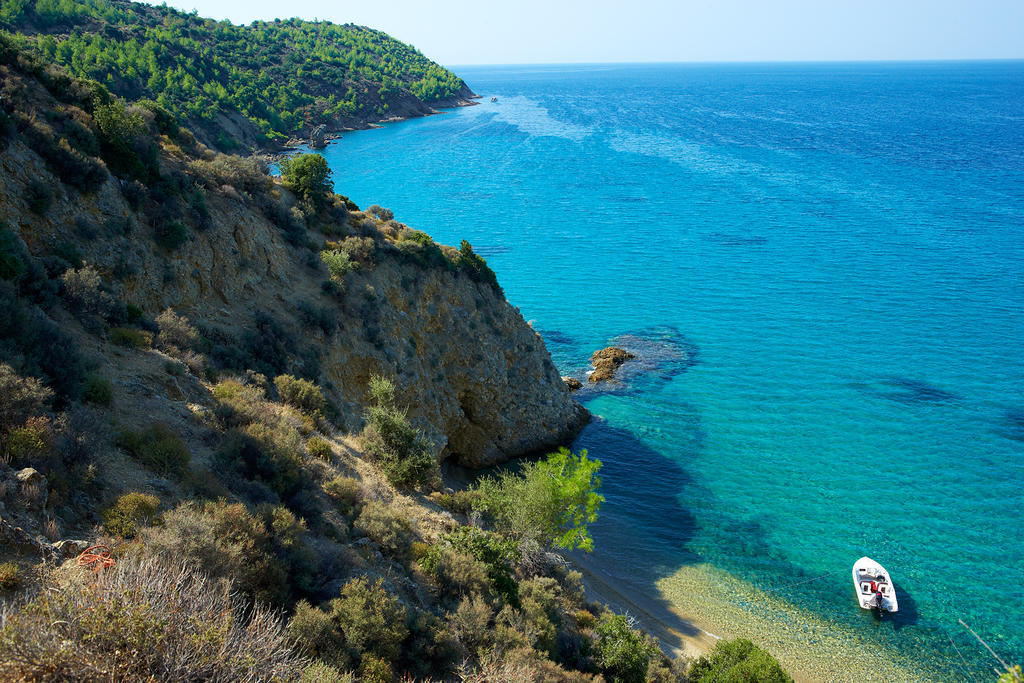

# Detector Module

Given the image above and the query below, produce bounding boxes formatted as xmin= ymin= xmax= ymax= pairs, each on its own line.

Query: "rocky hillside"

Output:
xmin=0 ymin=36 xmax=584 ymax=472
xmin=0 ymin=0 xmax=476 ymax=150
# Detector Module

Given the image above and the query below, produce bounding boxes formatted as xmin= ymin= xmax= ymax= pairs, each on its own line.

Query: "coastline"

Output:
xmin=272 ymin=96 xmax=480 ymax=156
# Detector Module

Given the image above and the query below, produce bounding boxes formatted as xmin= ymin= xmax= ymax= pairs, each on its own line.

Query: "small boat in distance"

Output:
xmin=853 ymin=556 xmax=899 ymax=613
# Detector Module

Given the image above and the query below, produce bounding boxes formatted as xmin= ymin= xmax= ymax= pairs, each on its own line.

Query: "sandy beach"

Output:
xmin=571 ymin=555 xmax=931 ymax=683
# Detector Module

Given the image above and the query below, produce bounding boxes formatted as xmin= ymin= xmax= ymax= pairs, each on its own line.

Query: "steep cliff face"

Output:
xmin=0 ymin=137 xmax=587 ymax=468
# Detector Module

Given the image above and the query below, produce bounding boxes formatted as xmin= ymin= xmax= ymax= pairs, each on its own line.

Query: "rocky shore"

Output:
xmin=588 ymin=346 xmax=636 ymax=383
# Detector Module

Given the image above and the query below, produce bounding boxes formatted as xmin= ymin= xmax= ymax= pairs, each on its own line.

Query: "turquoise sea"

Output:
xmin=314 ymin=63 xmax=1024 ymax=679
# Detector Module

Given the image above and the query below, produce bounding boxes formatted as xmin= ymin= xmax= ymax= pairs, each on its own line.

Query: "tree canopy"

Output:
xmin=0 ymin=0 xmax=469 ymax=147
xmin=477 ymin=447 xmax=604 ymax=552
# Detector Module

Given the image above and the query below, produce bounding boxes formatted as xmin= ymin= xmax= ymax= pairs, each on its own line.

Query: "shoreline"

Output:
xmin=267 ymin=97 xmax=481 ymax=158
xmin=571 ymin=551 xmax=934 ymax=683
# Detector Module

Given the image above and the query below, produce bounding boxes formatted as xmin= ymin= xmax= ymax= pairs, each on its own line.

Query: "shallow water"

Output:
xmin=316 ymin=62 xmax=1024 ymax=680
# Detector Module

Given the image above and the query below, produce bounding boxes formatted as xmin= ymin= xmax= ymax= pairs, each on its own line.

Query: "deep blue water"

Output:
xmin=315 ymin=62 xmax=1024 ymax=679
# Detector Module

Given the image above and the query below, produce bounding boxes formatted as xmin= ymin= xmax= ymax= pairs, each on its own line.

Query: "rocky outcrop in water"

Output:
xmin=310 ymin=125 xmax=328 ymax=149
xmin=588 ymin=347 xmax=636 ymax=383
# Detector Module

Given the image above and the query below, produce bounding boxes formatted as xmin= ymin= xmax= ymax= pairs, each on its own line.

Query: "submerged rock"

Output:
xmin=588 ymin=347 xmax=636 ymax=383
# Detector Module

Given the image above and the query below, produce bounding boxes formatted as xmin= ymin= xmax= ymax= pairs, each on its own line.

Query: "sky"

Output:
xmin=151 ymin=0 xmax=1024 ymax=66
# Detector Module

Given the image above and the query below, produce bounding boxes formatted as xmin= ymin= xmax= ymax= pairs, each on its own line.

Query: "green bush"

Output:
xmin=320 ymin=248 xmax=355 ymax=279
xmin=307 ymin=435 xmax=331 ymax=460
xmin=81 ymin=372 xmax=112 ymax=406
xmin=421 ymin=526 xmax=519 ymax=605
xmin=0 ymin=557 xmax=303 ymax=680
xmin=280 ymin=153 xmax=332 ymax=206
xmin=288 ymin=577 xmax=409 ymax=671
xmin=24 ymin=179 xmax=52 ymax=215
xmin=358 ymin=655 xmax=393 ymax=683
xmin=592 ymin=613 xmax=659 ymax=683
xmin=331 ymin=577 xmax=409 ymax=665
xmin=274 ymin=374 xmax=327 ymax=416
xmin=688 ymin=637 xmax=791 ymax=683
xmin=456 ymin=240 xmax=501 ymax=292
xmin=117 ymin=424 xmax=190 ymax=477
xmin=0 ymin=562 xmax=20 ymax=592
xmin=3 ymin=417 xmax=54 ymax=468
xmin=0 ymin=226 xmax=26 ymax=281
xmin=215 ymin=406 xmax=310 ymax=503
xmin=366 ymin=204 xmax=394 ymax=222
xmin=101 ymin=491 xmax=161 ymax=538
xmin=338 ymin=236 xmax=375 ymax=263
xmin=362 ymin=375 xmax=439 ymax=490
xmin=109 ymin=326 xmax=153 ymax=348
xmin=211 ymin=378 xmax=267 ymax=427
xmin=0 ymin=282 xmax=84 ymax=401
xmin=154 ymin=220 xmax=188 ymax=250
xmin=323 ymin=475 xmax=362 ymax=514
xmin=432 ymin=489 xmax=481 ymax=515
xmin=476 ymin=447 xmax=603 ymax=552
xmin=288 ymin=600 xmax=346 ymax=668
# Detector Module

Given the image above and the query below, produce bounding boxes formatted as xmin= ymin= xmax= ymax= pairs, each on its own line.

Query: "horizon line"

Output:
xmin=447 ymin=56 xmax=1024 ymax=69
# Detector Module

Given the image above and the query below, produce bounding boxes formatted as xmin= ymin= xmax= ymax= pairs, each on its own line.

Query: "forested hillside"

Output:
xmin=0 ymin=0 xmax=474 ymax=149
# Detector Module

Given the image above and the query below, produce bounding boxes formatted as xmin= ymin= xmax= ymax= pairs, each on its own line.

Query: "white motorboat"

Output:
xmin=853 ymin=556 xmax=899 ymax=613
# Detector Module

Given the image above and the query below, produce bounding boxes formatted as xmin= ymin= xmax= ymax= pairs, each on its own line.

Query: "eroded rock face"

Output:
xmin=319 ymin=257 xmax=590 ymax=468
xmin=588 ymin=347 xmax=636 ymax=383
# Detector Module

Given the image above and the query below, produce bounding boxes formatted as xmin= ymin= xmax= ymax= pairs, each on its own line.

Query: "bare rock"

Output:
xmin=310 ymin=125 xmax=328 ymax=149
xmin=563 ymin=376 xmax=583 ymax=391
xmin=15 ymin=468 xmax=43 ymax=485
xmin=588 ymin=347 xmax=636 ymax=383
xmin=53 ymin=539 xmax=91 ymax=560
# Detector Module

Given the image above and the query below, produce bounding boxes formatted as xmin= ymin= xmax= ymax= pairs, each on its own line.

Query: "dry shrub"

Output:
xmin=0 ymin=363 xmax=52 ymax=433
xmin=354 ymin=501 xmax=414 ymax=559
xmin=60 ymin=265 xmax=117 ymax=319
xmin=188 ymin=153 xmax=269 ymax=194
xmin=323 ymin=476 xmax=362 ymax=515
xmin=0 ymin=557 xmax=306 ymax=681
xmin=0 ymin=563 xmax=20 ymax=592
xmin=274 ymin=374 xmax=328 ymax=417
xmin=155 ymin=308 xmax=201 ymax=356
xmin=445 ymin=594 xmax=493 ymax=659
xmin=139 ymin=501 xmax=288 ymax=607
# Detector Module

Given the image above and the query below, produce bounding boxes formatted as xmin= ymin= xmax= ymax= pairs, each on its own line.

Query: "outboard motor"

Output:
xmin=873 ymin=590 xmax=886 ymax=613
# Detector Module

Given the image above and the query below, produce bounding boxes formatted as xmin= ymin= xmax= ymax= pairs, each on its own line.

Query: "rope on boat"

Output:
xmin=758 ymin=572 xmax=831 ymax=596
xmin=944 ymin=627 xmax=979 ymax=683
xmin=959 ymin=619 xmax=1019 ymax=681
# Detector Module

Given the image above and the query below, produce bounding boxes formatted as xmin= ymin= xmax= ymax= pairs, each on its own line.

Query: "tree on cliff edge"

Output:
xmin=280 ymin=153 xmax=333 ymax=207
